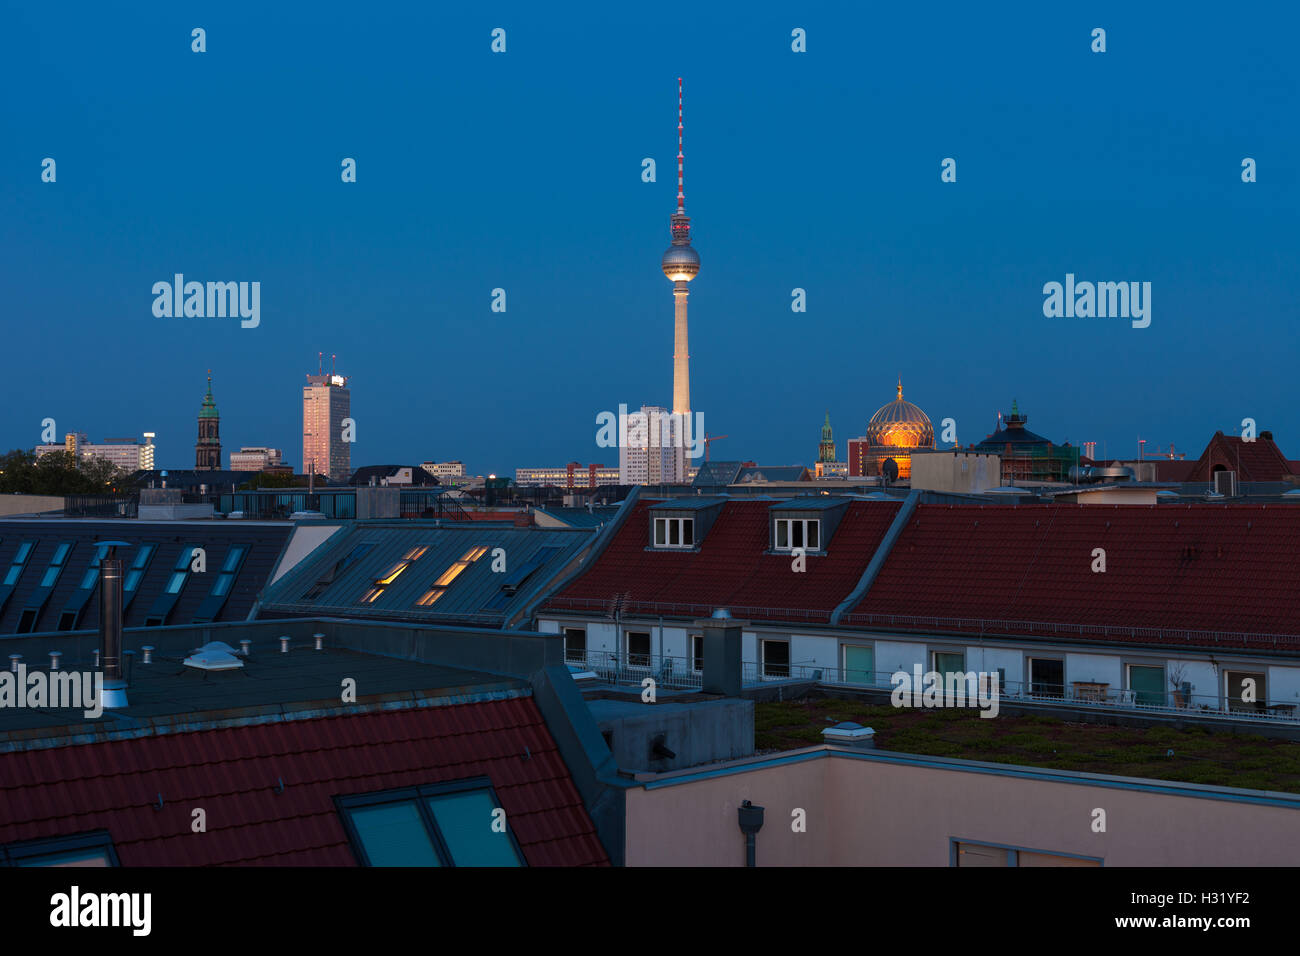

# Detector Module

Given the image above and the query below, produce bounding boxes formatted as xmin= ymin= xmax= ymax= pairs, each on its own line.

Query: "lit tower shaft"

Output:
xmin=662 ymin=78 xmax=700 ymax=419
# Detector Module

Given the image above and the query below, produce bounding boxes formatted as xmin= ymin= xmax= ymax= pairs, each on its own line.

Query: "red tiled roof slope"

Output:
xmin=852 ymin=504 xmax=1300 ymax=645
xmin=1187 ymin=432 xmax=1296 ymax=483
xmin=546 ymin=499 xmax=899 ymax=622
xmin=0 ymin=697 xmax=607 ymax=866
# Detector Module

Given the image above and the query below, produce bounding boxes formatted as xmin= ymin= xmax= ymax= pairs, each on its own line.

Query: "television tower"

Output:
xmin=662 ymin=78 xmax=700 ymax=418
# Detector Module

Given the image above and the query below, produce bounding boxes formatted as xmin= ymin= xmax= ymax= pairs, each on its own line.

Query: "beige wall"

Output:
xmin=625 ymin=748 xmax=1300 ymax=866
xmin=910 ymin=452 xmax=1001 ymax=493
xmin=0 ymin=495 xmax=66 ymax=516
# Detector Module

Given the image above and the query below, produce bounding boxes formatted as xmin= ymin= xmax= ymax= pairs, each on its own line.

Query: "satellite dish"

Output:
xmin=882 ymin=458 xmax=900 ymax=483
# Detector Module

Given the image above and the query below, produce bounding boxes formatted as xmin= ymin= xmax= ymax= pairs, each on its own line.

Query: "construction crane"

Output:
xmin=703 ymin=433 xmax=728 ymax=462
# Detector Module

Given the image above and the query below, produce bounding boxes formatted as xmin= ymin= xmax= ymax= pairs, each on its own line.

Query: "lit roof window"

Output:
xmin=357 ymin=544 xmax=429 ymax=604
xmin=416 ymin=546 xmax=487 ymax=607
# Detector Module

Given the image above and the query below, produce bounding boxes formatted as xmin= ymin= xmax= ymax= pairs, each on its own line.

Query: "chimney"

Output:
xmin=696 ymin=609 xmax=745 ymax=696
xmin=98 ymin=542 xmax=131 ymax=708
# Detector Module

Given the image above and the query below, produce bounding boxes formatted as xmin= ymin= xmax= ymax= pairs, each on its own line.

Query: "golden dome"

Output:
xmin=865 ymin=380 xmax=934 ymax=450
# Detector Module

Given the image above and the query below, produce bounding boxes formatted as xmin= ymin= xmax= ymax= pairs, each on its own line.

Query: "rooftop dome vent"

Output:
xmin=183 ymin=641 xmax=245 ymax=671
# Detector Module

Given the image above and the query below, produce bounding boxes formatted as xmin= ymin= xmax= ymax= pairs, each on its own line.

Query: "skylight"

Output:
xmin=415 ymin=545 xmax=488 ymax=607
xmin=359 ymin=545 xmax=429 ymax=604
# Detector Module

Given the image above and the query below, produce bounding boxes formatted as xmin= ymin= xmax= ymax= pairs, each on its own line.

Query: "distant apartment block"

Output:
xmin=421 ymin=461 xmax=466 ymax=480
xmin=303 ymin=371 xmax=351 ymax=481
xmin=229 ymin=446 xmax=284 ymax=471
xmin=515 ymin=462 xmax=621 ymax=489
xmin=619 ymin=405 xmax=689 ymax=485
xmin=34 ymin=432 xmax=156 ymax=472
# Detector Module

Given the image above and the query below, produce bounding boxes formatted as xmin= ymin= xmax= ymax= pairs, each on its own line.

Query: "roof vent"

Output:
xmin=183 ymin=641 xmax=245 ymax=671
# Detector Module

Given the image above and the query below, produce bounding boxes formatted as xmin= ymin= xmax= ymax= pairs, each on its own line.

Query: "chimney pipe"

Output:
xmin=240 ymin=638 xmax=252 ymax=657
xmin=99 ymin=555 xmax=127 ymax=707
xmin=8 ymin=654 xmax=21 ymax=673
xmin=49 ymin=651 xmax=62 ymax=671
xmin=280 ymin=635 xmax=291 ymax=653
xmin=97 ymin=540 xmax=131 ymax=709
xmin=142 ymin=645 xmax=154 ymax=664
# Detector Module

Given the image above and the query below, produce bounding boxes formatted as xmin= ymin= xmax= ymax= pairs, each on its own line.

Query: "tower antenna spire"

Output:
xmin=676 ymin=77 xmax=685 ymax=214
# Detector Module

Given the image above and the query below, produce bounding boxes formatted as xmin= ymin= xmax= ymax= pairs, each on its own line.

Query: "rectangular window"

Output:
xmin=3 ymin=541 xmax=36 ymax=586
xmin=691 ymin=634 xmax=704 ymax=673
xmin=1 ymin=831 xmax=119 ymax=867
xmin=1225 ymin=670 xmax=1265 ymax=713
xmin=762 ymin=639 xmax=790 ymax=679
xmin=164 ymin=570 xmax=187 ymax=594
xmin=77 ymin=544 xmax=111 ymax=590
xmin=934 ymin=651 xmax=965 ymax=678
xmin=652 ymin=517 xmax=694 ymax=549
xmin=563 ymin=627 xmax=587 ymax=664
xmin=626 ymin=631 xmax=651 ymax=668
xmin=301 ymin=541 xmax=374 ymax=601
xmin=416 ymin=545 xmax=488 ymax=606
xmin=773 ymin=519 xmax=821 ymax=553
xmin=1029 ymin=658 xmax=1064 ymax=698
xmin=360 ymin=545 xmax=432 ymax=605
xmin=337 ymin=779 xmax=525 ymax=867
xmin=1128 ymin=664 xmax=1165 ymax=707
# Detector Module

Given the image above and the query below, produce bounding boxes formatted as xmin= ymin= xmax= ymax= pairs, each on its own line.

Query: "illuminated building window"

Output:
xmin=357 ymin=545 xmax=428 ymax=605
xmin=415 ymin=546 xmax=488 ymax=607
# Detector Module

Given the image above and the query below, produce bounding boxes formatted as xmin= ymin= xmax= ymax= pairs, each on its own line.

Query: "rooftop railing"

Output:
xmin=540 ymin=597 xmax=1300 ymax=650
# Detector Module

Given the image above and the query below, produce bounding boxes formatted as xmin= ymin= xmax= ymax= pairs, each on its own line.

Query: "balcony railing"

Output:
xmin=564 ymin=649 xmax=704 ymax=691
xmin=781 ymin=665 xmax=1300 ymax=723
xmin=561 ymin=650 xmax=1300 ymax=723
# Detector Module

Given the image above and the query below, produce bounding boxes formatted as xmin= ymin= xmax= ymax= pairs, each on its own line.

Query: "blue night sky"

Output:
xmin=2 ymin=2 xmax=1296 ymax=474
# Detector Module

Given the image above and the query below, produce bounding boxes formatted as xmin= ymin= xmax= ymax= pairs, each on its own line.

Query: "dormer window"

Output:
xmin=774 ymin=517 xmax=819 ymax=552
xmin=653 ymin=516 xmax=694 ymax=549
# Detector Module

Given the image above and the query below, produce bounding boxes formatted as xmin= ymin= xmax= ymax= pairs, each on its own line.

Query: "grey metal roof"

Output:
xmin=648 ymin=496 xmax=730 ymax=512
xmin=533 ymin=506 xmax=621 ymax=528
xmin=767 ymin=496 xmax=855 ymax=512
xmin=258 ymin=522 xmax=594 ymax=625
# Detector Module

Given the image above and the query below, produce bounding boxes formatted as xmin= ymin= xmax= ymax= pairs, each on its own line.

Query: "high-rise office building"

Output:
xmin=303 ymin=367 xmax=351 ymax=481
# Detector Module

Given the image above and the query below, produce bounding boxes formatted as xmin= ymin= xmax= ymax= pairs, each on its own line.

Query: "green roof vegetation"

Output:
xmin=756 ymin=697 xmax=1300 ymax=794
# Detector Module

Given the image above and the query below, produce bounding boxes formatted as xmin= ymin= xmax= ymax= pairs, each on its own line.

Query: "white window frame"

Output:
xmin=761 ymin=639 xmax=791 ymax=679
xmin=653 ymin=516 xmax=695 ymax=549
xmin=773 ymin=517 xmax=821 ymax=553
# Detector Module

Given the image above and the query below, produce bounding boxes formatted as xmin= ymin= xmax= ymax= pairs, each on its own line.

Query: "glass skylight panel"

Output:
xmin=347 ymin=803 xmax=442 ymax=867
xmin=416 ymin=546 xmax=488 ymax=606
xmin=426 ymin=790 xmax=523 ymax=867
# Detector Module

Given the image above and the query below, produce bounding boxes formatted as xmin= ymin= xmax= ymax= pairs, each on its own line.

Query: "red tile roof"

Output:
xmin=0 ymin=697 xmax=607 ymax=866
xmin=545 ymin=499 xmax=900 ymax=623
xmin=849 ymin=503 xmax=1300 ymax=649
xmin=1187 ymin=432 xmax=1296 ymax=482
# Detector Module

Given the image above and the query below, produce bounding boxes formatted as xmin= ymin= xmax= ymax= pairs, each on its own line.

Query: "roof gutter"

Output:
xmin=520 ymin=485 xmax=642 ymax=625
xmin=830 ymin=489 xmax=919 ymax=625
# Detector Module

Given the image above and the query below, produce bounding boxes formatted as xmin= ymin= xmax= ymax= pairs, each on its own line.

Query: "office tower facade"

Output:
xmin=303 ymin=370 xmax=351 ymax=481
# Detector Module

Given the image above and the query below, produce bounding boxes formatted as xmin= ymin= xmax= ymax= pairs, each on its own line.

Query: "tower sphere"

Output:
xmin=662 ymin=244 xmax=700 ymax=282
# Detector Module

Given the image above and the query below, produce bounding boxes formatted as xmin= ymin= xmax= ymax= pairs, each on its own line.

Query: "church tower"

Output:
xmin=195 ymin=371 xmax=222 ymax=470
xmin=818 ymin=411 xmax=837 ymax=463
